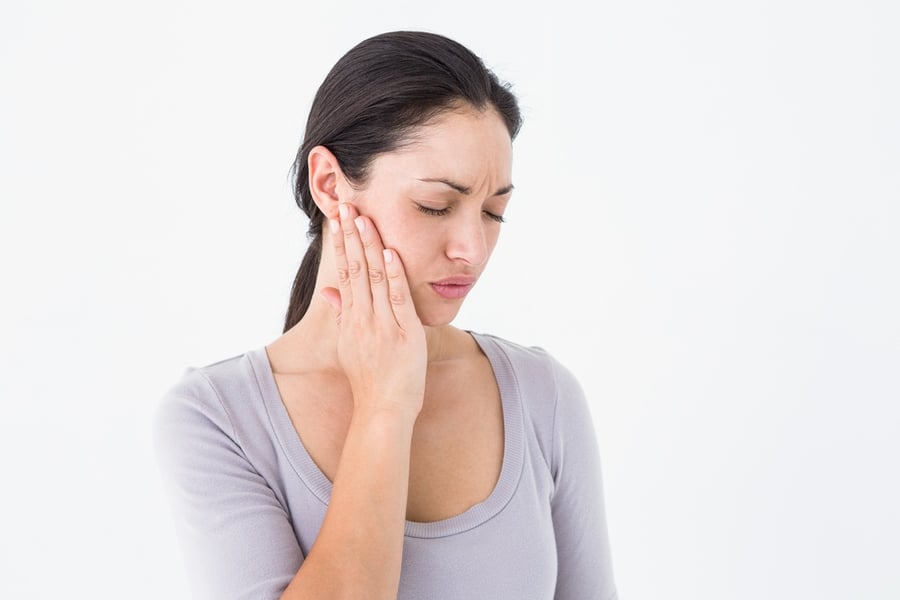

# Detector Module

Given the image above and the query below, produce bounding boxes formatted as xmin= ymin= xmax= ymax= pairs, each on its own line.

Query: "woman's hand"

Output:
xmin=320 ymin=202 xmax=427 ymax=420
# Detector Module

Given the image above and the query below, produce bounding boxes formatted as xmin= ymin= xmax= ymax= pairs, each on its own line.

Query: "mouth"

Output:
xmin=429 ymin=276 xmax=476 ymax=300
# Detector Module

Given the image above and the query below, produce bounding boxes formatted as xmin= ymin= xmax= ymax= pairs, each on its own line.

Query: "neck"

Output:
xmin=270 ymin=290 xmax=458 ymax=375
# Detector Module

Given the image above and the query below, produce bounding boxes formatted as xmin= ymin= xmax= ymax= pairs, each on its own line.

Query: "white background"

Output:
xmin=2 ymin=0 xmax=898 ymax=598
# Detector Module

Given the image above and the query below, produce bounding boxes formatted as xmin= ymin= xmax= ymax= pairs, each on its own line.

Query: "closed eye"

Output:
xmin=416 ymin=203 xmax=506 ymax=224
xmin=415 ymin=204 xmax=450 ymax=217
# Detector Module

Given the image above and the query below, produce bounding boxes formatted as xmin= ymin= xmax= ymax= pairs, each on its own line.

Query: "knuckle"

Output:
xmin=368 ymin=268 xmax=385 ymax=285
xmin=347 ymin=260 xmax=362 ymax=278
xmin=390 ymin=291 xmax=405 ymax=305
xmin=337 ymin=267 xmax=350 ymax=285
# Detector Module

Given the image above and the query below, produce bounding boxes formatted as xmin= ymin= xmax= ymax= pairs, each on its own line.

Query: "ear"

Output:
xmin=307 ymin=145 xmax=346 ymax=220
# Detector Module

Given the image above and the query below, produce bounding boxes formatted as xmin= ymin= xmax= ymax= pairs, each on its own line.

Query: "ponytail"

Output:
xmin=282 ymin=224 xmax=323 ymax=333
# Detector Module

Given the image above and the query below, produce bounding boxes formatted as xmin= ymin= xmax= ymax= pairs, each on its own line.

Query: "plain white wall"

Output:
xmin=2 ymin=0 xmax=898 ymax=598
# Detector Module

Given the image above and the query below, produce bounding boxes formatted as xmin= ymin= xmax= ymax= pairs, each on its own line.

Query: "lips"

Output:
xmin=430 ymin=276 xmax=476 ymax=299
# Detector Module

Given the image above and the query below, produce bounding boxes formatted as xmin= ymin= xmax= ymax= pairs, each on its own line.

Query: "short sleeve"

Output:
xmin=548 ymin=359 xmax=618 ymax=600
xmin=152 ymin=373 xmax=303 ymax=600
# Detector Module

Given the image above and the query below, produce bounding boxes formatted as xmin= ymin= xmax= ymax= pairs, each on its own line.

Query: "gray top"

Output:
xmin=153 ymin=331 xmax=617 ymax=600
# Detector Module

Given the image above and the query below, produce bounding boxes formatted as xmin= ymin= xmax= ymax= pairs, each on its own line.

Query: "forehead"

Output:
xmin=370 ymin=106 xmax=513 ymax=184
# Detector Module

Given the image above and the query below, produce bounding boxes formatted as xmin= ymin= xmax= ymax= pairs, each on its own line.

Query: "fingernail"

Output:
xmin=354 ymin=216 xmax=365 ymax=234
xmin=338 ymin=204 xmax=348 ymax=219
xmin=383 ymin=249 xmax=393 ymax=263
xmin=329 ymin=218 xmax=339 ymax=234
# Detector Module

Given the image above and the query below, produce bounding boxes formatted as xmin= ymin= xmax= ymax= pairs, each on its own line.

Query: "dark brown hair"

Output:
xmin=282 ymin=30 xmax=522 ymax=333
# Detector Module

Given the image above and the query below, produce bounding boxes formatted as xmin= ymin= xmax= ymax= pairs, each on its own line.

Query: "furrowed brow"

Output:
xmin=417 ymin=178 xmax=514 ymax=197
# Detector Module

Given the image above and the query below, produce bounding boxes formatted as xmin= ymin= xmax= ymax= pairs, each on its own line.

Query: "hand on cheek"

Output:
xmin=320 ymin=202 xmax=427 ymax=418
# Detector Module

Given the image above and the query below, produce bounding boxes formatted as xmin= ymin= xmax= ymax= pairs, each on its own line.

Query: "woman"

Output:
xmin=154 ymin=30 xmax=617 ymax=600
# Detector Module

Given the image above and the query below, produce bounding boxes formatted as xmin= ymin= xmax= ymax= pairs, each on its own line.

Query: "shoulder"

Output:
xmin=470 ymin=330 xmax=582 ymax=398
xmin=471 ymin=331 xmax=593 ymax=475
xmin=153 ymin=349 xmax=258 ymax=447
xmin=471 ymin=329 xmax=592 ymax=430
xmin=470 ymin=330 xmax=588 ymax=432
xmin=470 ymin=330 xmax=549 ymax=368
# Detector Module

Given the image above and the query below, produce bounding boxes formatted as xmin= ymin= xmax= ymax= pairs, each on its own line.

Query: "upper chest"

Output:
xmin=271 ymin=355 xmax=505 ymax=523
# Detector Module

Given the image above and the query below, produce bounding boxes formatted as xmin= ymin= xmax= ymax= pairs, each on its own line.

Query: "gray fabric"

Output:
xmin=153 ymin=331 xmax=617 ymax=599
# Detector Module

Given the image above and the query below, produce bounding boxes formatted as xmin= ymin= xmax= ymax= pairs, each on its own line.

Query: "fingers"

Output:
xmin=329 ymin=203 xmax=419 ymax=331
xmin=381 ymin=247 xmax=420 ymax=331
xmin=352 ymin=214 xmax=394 ymax=321
xmin=330 ymin=202 xmax=386 ymax=318
xmin=330 ymin=213 xmax=353 ymax=312
xmin=337 ymin=202 xmax=371 ymax=313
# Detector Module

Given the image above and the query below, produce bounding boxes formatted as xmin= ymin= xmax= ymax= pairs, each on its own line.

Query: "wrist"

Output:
xmin=351 ymin=404 xmax=420 ymax=428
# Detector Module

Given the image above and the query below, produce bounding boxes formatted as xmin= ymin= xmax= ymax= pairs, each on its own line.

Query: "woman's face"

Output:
xmin=345 ymin=105 xmax=513 ymax=327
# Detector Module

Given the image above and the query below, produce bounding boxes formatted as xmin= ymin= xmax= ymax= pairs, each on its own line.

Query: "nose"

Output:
xmin=445 ymin=213 xmax=489 ymax=267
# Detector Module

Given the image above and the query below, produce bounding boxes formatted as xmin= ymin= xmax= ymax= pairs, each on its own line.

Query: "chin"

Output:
xmin=415 ymin=311 xmax=459 ymax=328
xmin=412 ymin=299 xmax=463 ymax=328
xmin=419 ymin=316 xmax=456 ymax=328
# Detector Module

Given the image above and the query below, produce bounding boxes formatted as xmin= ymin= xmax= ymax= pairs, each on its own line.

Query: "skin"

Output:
xmin=271 ymin=103 xmax=514 ymax=600
xmin=331 ymin=104 xmax=513 ymax=329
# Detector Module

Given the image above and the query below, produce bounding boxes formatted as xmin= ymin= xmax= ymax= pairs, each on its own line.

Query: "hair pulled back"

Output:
xmin=282 ymin=30 xmax=522 ymax=332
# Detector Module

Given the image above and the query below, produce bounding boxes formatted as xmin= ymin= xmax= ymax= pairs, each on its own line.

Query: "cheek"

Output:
xmin=486 ymin=227 xmax=501 ymax=253
xmin=353 ymin=195 xmax=404 ymax=247
xmin=386 ymin=224 xmax=436 ymax=271
xmin=366 ymin=210 xmax=428 ymax=264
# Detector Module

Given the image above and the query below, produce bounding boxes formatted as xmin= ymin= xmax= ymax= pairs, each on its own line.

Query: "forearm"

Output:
xmin=280 ymin=408 xmax=416 ymax=600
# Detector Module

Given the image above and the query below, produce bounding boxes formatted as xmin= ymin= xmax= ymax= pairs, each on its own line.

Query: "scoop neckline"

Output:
xmin=247 ymin=330 xmax=525 ymax=539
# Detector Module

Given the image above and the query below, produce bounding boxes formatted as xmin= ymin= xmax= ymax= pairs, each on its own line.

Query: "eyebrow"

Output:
xmin=416 ymin=177 xmax=514 ymax=197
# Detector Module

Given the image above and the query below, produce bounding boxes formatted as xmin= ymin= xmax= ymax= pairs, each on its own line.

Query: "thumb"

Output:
xmin=319 ymin=287 xmax=342 ymax=321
